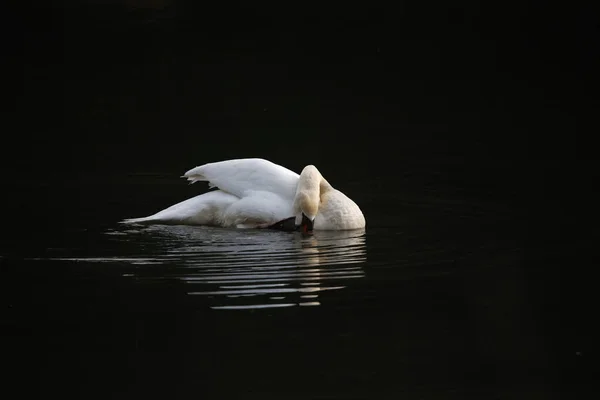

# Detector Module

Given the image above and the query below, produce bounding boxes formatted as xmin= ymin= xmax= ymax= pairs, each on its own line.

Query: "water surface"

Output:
xmin=3 ymin=172 xmax=580 ymax=399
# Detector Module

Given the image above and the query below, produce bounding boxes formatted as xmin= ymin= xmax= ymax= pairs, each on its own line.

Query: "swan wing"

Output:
xmin=183 ymin=158 xmax=299 ymax=200
xmin=222 ymin=190 xmax=295 ymax=228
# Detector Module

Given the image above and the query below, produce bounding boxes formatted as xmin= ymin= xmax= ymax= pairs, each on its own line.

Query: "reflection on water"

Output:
xmin=44 ymin=225 xmax=367 ymax=310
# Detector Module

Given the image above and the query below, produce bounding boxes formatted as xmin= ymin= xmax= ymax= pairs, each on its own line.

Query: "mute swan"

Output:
xmin=122 ymin=158 xmax=365 ymax=231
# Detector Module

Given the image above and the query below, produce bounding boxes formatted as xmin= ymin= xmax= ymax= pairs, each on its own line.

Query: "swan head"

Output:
xmin=294 ymin=190 xmax=318 ymax=233
xmin=294 ymin=164 xmax=329 ymax=233
xmin=300 ymin=213 xmax=314 ymax=233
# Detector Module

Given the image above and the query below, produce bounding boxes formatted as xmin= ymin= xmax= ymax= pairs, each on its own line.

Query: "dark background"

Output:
xmin=6 ymin=1 xmax=598 ymax=221
xmin=9 ymin=1 xmax=596 ymax=169
xmin=3 ymin=1 xmax=597 ymax=398
xmin=6 ymin=1 xmax=597 ymax=216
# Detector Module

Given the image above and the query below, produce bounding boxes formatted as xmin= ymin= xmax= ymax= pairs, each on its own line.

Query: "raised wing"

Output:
xmin=183 ymin=158 xmax=300 ymax=200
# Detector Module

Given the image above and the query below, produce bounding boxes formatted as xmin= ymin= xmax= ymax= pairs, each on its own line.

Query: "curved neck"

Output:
xmin=319 ymin=176 xmax=332 ymax=194
xmin=298 ymin=166 xmax=331 ymax=196
xmin=294 ymin=166 xmax=330 ymax=222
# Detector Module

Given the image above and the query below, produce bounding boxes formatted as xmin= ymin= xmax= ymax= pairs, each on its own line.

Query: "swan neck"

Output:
xmin=319 ymin=176 xmax=332 ymax=193
xmin=298 ymin=165 xmax=331 ymax=197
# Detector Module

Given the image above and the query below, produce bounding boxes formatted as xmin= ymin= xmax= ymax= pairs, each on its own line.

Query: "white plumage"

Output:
xmin=122 ymin=158 xmax=365 ymax=230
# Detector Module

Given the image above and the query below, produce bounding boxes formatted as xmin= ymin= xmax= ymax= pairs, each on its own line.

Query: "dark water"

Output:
xmin=2 ymin=171 xmax=590 ymax=399
xmin=5 ymin=2 xmax=594 ymax=399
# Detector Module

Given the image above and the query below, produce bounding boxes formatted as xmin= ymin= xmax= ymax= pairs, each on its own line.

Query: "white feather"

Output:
xmin=121 ymin=190 xmax=238 ymax=226
xmin=183 ymin=158 xmax=299 ymax=200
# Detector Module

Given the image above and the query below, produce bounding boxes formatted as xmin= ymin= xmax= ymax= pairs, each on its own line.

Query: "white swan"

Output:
xmin=122 ymin=158 xmax=365 ymax=231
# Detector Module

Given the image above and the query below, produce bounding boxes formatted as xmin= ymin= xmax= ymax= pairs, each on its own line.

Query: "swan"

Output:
xmin=121 ymin=158 xmax=365 ymax=231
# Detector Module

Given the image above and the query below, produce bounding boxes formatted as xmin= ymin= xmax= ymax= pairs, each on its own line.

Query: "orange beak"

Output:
xmin=300 ymin=213 xmax=314 ymax=233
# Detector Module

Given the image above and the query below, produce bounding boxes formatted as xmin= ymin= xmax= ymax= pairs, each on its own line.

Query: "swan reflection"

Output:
xmin=114 ymin=225 xmax=367 ymax=310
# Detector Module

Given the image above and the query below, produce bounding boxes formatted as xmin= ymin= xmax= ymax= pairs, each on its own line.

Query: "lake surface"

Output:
xmin=2 ymin=168 xmax=588 ymax=399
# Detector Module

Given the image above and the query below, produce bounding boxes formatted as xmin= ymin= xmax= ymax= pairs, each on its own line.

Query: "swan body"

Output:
xmin=122 ymin=158 xmax=365 ymax=231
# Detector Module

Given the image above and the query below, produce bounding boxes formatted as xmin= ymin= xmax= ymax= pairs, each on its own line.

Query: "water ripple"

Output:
xmin=39 ymin=225 xmax=368 ymax=310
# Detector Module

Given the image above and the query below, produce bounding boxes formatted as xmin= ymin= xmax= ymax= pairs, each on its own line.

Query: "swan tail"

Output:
xmin=120 ymin=191 xmax=239 ymax=226
xmin=120 ymin=216 xmax=157 ymax=225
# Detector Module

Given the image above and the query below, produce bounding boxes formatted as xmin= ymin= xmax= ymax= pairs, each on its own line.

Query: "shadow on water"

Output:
xmin=35 ymin=225 xmax=368 ymax=311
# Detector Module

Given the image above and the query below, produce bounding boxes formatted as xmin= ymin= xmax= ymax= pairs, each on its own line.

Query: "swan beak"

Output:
xmin=300 ymin=213 xmax=314 ymax=233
